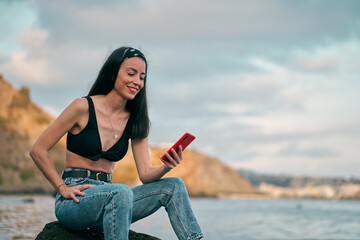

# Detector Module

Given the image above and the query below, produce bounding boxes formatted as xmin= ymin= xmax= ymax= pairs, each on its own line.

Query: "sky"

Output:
xmin=1 ymin=0 xmax=359 ymax=178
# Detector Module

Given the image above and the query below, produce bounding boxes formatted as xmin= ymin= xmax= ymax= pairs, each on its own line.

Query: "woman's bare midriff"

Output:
xmin=65 ymin=150 xmax=115 ymax=174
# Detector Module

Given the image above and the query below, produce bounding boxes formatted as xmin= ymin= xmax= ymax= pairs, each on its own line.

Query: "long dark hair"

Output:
xmin=88 ymin=46 xmax=150 ymax=139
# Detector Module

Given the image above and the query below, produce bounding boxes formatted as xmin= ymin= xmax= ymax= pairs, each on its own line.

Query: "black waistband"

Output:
xmin=62 ymin=168 xmax=112 ymax=183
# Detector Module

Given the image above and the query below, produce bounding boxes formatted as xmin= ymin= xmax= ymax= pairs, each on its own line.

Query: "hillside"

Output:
xmin=238 ymin=168 xmax=360 ymax=200
xmin=0 ymin=75 xmax=65 ymax=193
xmin=114 ymin=145 xmax=255 ymax=197
xmin=0 ymin=75 xmax=256 ymax=196
xmin=238 ymin=168 xmax=360 ymax=187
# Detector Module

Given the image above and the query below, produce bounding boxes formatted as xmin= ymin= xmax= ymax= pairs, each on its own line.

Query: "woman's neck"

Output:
xmin=104 ymin=91 xmax=127 ymax=113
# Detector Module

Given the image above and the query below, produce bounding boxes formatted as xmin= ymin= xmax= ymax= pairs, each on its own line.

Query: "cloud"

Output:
xmin=277 ymin=143 xmax=339 ymax=158
xmin=0 ymin=0 xmax=38 ymax=54
xmin=175 ymin=38 xmax=360 ymax=178
xmin=1 ymin=0 xmax=360 ymax=177
xmin=1 ymin=51 xmax=49 ymax=84
xmin=28 ymin=0 xmax=359 ymax=53
xmin=0 ymin=27 xmax=59 ymax=85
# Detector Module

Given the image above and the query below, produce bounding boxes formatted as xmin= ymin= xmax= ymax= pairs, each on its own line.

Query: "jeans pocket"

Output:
xmin=64 ymin=177 xmax=88 ymax=187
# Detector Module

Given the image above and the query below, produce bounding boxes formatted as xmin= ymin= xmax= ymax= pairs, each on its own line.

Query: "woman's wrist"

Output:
xmin=163 ymin=164 xmax=171 ymax=173
xmin=56 ymin=183 xmax=66 ymax=193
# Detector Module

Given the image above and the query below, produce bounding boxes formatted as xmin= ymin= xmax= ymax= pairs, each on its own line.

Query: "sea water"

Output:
xmin=0 ymin=195 xmax=359 ymax=240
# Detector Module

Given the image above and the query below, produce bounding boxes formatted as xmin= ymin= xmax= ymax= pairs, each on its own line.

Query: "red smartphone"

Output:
xmin=161 ymin=133 xmax=196 ymax=161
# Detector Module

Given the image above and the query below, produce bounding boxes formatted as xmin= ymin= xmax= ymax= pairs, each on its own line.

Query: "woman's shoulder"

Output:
xmin=68 ymin=97 xmax=89 ymax=114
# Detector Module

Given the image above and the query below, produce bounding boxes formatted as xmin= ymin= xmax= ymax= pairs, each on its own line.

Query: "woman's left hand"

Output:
xmin=160 ymin=145 xmax=183 ymax=171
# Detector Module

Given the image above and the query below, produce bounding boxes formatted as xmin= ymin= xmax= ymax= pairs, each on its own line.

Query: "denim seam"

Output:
xmin=108 ymin=192 xmax=116 ymax=240
xmin=187 ymin=233 xmax=204 ymax=240
xmin=133 ymin=188 xmax=173 ymax=202
xmin=56 ymin=191 xmax=109 ymax=214
xmin=64 ymin=177 xmax=88 ymax=186
xmin=133 ymin=187 xmax=191 ymax=239
xmin=168 ymin=197 xmax=188 ymax=239
xmin=80 ymin=192 xmax=111 ymax=199
xmin=55 ymin=198 xmax=63 ymax=217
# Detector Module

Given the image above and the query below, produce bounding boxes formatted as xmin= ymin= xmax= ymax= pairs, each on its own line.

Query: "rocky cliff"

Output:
xmin=0 ymin=75 xmax=65 ymax=193
xmin=238 ymin=168 xmax=360 ymax=187
xmin=0 ymin=76 xmax=256 ymax=196
xmin=238 ymin=169 xmax=360 ymax=200
xmin=259 ymin=183 xmax=360 ymax=200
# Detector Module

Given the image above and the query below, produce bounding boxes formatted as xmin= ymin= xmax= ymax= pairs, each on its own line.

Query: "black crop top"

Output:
xmin=66 ymin=96 xmax=132 ymax=162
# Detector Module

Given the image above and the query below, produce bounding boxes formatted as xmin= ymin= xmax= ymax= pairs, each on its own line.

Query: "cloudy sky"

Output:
xmin=1 ymin=0 xmax=359 ymax=177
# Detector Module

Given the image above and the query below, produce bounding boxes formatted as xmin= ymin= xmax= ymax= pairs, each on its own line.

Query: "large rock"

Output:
xmin=36 ymin=221 xmax=160 ymax=240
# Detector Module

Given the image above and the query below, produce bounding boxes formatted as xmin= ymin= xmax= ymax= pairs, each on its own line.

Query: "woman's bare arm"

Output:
xmin=131 ymin=137 xmax=182 ymax=184
xmin=29 ymin=98 xmax=94 ymax=202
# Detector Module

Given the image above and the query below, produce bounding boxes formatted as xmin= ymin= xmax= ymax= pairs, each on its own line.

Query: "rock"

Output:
xmin=35 ymin=221 xmax=161 ymax=240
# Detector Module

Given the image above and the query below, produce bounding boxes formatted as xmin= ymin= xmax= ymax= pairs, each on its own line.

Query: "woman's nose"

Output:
xmin=133 ymin=76 xmax=142 ymax=85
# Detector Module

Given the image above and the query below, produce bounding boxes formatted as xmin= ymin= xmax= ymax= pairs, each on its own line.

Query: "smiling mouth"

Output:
xmin=128 ymin=86 xmax=138 ymax=93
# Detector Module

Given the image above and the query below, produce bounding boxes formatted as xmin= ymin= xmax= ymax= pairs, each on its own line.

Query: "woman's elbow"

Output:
xmin=139 ymin=173 xmax=154 ymax=184
xmin=29 ymin=144 xmax=43 ymax=162
xmin=29 ymin=146 xmax=38 ymax=160
xmin=139 ymin=176 xmax=148 ymax=184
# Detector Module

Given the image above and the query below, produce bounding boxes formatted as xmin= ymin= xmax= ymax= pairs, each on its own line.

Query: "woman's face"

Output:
xmin=114 ymin=57 xmax=146 ymax=100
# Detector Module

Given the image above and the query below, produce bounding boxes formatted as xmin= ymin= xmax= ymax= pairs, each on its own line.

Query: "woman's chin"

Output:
xmin=125 ymin=94 xmax=137 ymax=101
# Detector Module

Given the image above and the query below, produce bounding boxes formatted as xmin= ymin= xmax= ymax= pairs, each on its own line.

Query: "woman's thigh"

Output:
xmin=55 ymin=178 xmax=131 ymax=230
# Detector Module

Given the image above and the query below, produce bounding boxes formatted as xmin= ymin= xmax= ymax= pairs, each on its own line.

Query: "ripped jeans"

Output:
xmin=55 ymin=171 xmax=203 ymax=240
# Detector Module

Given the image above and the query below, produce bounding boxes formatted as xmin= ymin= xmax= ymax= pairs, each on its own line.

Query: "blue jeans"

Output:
xmin=55 ymin=170 xmax=203 ymax=240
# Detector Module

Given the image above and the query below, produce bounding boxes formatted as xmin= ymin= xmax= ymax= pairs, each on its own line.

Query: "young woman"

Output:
xmin=30 ymin=47 xmax=203 ymax=240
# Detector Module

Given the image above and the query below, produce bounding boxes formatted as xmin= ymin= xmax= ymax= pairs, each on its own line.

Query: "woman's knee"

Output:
xmin=164 ymin=176 xmax=185 ymax=185
xmin=163 ymin=177 xmax=187 ymax=193
xmin=110 ymin=184 xmax=134 ymax=204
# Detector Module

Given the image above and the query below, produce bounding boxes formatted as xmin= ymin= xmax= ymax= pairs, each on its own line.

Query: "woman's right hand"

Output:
xmin=58 ymin=184 xmax=95 ymax=203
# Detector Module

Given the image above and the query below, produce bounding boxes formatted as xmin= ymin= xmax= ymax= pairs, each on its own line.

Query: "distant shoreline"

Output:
xmin=0 ymin=190 xmax=56 ymax=196
xmin=1 ymin=192 xmax=359 ymax=201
